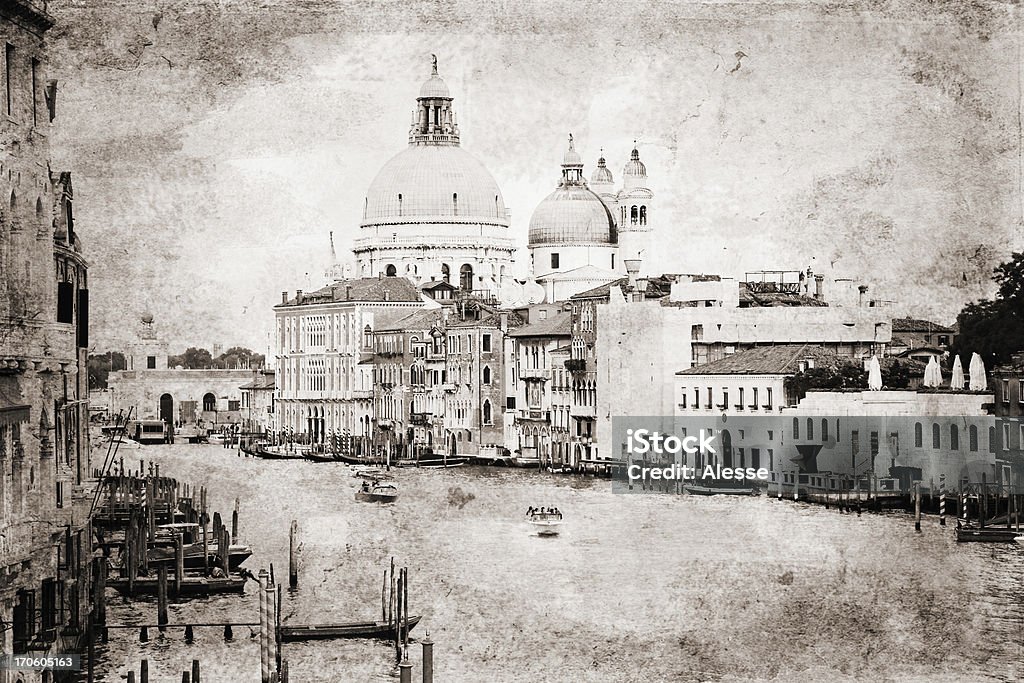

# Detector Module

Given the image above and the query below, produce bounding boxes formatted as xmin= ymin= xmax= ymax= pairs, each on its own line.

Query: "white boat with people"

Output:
xmin=355 ymin=479 xmax=399 ymax=503
xmin=526 ymin=506 xmax=563 ymax=536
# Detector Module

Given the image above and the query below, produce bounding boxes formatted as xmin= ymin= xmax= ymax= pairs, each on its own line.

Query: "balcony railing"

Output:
xmin=520 ymin=367 xmax=550 ymax=380
xmin=564 ymin=359 xmax=586 ymax=373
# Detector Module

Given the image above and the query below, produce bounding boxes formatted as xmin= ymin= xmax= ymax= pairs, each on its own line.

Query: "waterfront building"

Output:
xmin=239 ymin=369 xmax=276 ymax=434
xmin=595 ymin=272 xmax=892 ymax=460
xmin=371 ymin=308 xmax=449 ymax=459
xmin=274 ymin=276 xmax=423 ymax=449
xmin=889 ymin=317 xmax=956 ymax=357
xmin=352 ymin=57 xmax=516 ymax=293
xmin=107 ymin=319 xmax=252 ymax=428
xmin=507 ymin=305 xmax=573 ymax=466
xmin=0 ymin=0 xmax=95 ymax=673
xmin=444 ymin=308 xmax=517 ymax=458
xmin=992 ymin=353 xmax=1024 ymax=418
xmin=787 ymin=388 xmax=1001 ymax=492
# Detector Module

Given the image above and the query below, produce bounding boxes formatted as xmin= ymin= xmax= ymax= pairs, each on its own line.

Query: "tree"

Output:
xmin=881 ymin=360 xmax=912 ymax=389
xmin=88 ymin=351 xmax=126 ymax=389
xmin=952 ymin=251 xmax=1024 ymax=366
xmin=169 ymin=347 xmax=214 ymax=369
xmin=214 ymin=346 xmax=264 ymax=369
xmin=785 ymin=363 xmax=867 ymax=402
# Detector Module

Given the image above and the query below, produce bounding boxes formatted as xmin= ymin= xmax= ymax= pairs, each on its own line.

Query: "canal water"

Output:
xmin=89 ymin=441 xmax=1024 ymax=682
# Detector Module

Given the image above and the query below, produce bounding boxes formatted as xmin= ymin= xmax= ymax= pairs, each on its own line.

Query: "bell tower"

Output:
xmin=616 ymin=142 xmax=653 ymax=272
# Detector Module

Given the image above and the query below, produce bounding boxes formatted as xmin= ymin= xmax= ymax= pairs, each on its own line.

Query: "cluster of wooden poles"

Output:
xmin=382 ymin=558 xmax=433 ymax=683
xmin=120 ymin=659 xmax=203 ymax=683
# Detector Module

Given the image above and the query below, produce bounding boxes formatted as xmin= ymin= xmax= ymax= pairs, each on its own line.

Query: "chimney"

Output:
xmin=499 ymin=311 xmax=508 ymax=332
xmin=814 ymin=275 xmax=824 ymax=301
xmin=379 ymin=272 xmax=384 ymax=280
xmin=346 ymin=285 xmax=352 ymax=301
xmin=623 ymin=258 xmax=642 ymax=291
xmin=858 ymin=285 xmax=869 ymax=307
xmin=383 ymin=290 xmax=390 ymax=302
xmin=296 ymin=289 xmax=303 ymax=304
xmin=281 ymin=291 xmax=288 ymax=305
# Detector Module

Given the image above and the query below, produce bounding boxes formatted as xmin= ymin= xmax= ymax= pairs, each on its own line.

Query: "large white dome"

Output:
xmin=361 ymin=145 xmax=509 ymax=228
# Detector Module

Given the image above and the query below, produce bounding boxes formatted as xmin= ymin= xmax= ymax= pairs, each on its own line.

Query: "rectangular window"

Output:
xmin=870 ymin=431 xmax=879 ymax=459
xmin=706 ymin=388 xmax=712 ymax=409
xmin=506 ymin=396 xmax=516 ymax=410
xmin=693 ymin=388 xmax=699 ymax=407
xmin=737 ymin=447 xmax=745 ymax=468
xmin=1003 ymin=423 xmax=1011 ymax=451
xmin=752 ymin=388 xmax=758 ymax=410
xmin=228 ymin=400 xmax=240 ymax=411
xmin=766 ymin=388 xmax=773 ymax=409
xmin=76 ymin=288 xmax=89 ymax=348
xmin=680 ymin=390 xmax=687 ymax=409
xmin=768 ymin=449 xmax=774 ymax=471
xmin=722 ymin=390 xmax=728 ymax=408
xmin=5 ymin=44 xmax=14 ymax=118
xmin=737 ymin=388 xmax=744 ymax=409
xmin=767 ymin=430 xmax=774 ymax=441
xmin=56 ymin=281 xmax=73 ymax=323
xmin=482 ymin=334 xmax=491 ymax=352
xmin=550 ymin=253 xmax=560 ymax=269
xmin=691 ymin=325 xmax=704 ymax=341
xmin=751 ymin=448 xmax=760 ymax=469
xmin=147 ymin=356 xmax=156 ymax=369
xmin=1004 ymin=380 xmax=1010 ymax=403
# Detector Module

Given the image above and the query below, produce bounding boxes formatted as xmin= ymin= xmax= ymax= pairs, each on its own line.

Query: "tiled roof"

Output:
xmin=507 ymin=311 xmax=572 ymax=338
xmin=277 ymin=277 xmax=422 ymax=307
xmin=891 ymin=317 xmax=953 ymax=333
xmin=448 ymin=310 xmax=525 ymax=329
xmin=239 ymin=371 xmax=276 ymax=390
xmin=676 ymin=345 xmax=845 ymax=376
xmin=375 ymin=309 xmax=444 ymax=333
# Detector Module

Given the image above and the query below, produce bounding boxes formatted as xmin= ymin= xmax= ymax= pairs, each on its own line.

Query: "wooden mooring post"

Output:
xmin=422 ymin=632 xmax=434 ymax=683
xmin=258 ymin=569 xmax=270 ymax=683
xmin=157 ymin=566 xmax=169 ymax=632
xmin=939 ymin=474 xmax=946 ymax=526
xmin=914 ymin=481 xmax=921 ymax=532
xmin=289 ymin=520 xmax=298 ymax=588
xmin=232 ymin=498 xmax=239 ymax=545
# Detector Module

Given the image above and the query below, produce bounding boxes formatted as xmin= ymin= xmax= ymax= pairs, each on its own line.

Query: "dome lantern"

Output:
xmin=409 ymin=55 xmax=459 ymax=146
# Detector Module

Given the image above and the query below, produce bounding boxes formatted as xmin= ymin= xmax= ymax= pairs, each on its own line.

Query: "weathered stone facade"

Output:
xmin=1 ymin=2 xmax=94 ymax=678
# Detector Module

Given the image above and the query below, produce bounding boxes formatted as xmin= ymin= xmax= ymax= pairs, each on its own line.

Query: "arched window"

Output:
xmin=806 ymin=418 xmax=813 ymax=440
xmin=821 ymin=418 xmax=828 ymax=442
xmin=483 ymin=400 xmax=492 ymax=425
xmin=441 ymin=263 xmax=450 ymax=284
xmin=397 ymin=193 xmax=403 ymax=216
xmin=35 ymin=197 xmax=43 ymax=218
xmin=932 ymin=423 xmax=940 ymax=449
xmin=459 ymin=264 xmax=473 ymax=292
xmin=914 ymin=422 xmax=923 ymax=448
xmin=792 ymin=418 xmax=799 ymax=439
xmin=482 ymin=366 xmax=491 ymax=385
xmin=452 ymin=193 xmax=458 ymax=215
xmin=363 ymin=325 xmax=372 ymax=349
xmin=203 ymin=393 xmax=216 ymax=412
xmin=950 ymin=424 xmax=960 ymax=450
xmin=639 ymin=205 xmax=647 ymax=225
xmin=630 ymin=205 xmax=638 ymax=224
xmin=385 ymin=264 xmax=397 ymax=276
xmin=970 ymin=425 xmax=979 ymax=452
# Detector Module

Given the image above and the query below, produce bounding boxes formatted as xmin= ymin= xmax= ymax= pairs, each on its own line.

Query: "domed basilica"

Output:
xmin=346 ymin=57 xmax=653 ymax=304
xmin=352 ymin=56 xmax=517 ymax=294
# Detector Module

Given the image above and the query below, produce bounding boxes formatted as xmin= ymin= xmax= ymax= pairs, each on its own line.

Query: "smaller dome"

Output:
xmin=563 ymin=133 xmax=582 ymax=166
xmin=591 ymin=152 xmax=613 ymax=184
xmin=419 ymin=75 xmax=450 ymax=99
xmin=623 ymin=144 xmax=646 ymax=178
xmin=419 ymin=55 xmax=451 ymax=98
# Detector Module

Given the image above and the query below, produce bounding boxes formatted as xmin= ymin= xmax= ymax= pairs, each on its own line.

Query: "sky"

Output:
xmin=46 ymin=0 xmax=1024 ymax=354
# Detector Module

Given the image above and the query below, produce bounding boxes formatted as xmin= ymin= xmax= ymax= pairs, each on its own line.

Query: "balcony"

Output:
xmin=564 ymin=359 xmax=586 ymax=373
xmin=570 ymin=404 xmax=596 ymax=418
xmin=441 ymin=383 xmax=457 ymax=392
xmin=517 ymin=409 xmax=550 ymax=422
xmin=520 ymin=367 xmax=550 ymax=380
xmin=734 ymin=404 xmax=745 ymax=411
xmin=410 ymin=413 xmax=430 ymax=426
